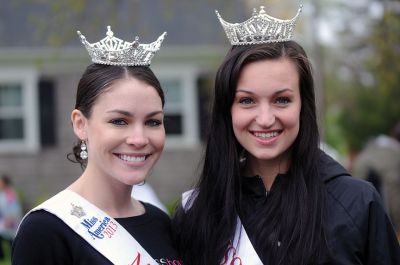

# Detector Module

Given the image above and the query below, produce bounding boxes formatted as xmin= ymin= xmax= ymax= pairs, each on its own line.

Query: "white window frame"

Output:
xmin=0 ymin=67 xmax=39 ymax=154
xmin=153 ymin=65 xmax=200 ymax=149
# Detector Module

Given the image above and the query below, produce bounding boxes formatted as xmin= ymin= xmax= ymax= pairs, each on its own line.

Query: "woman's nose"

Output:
xmin=126 ymin=126 xmax=149 ymax=148
xmin=255 ymin=105 xmax=275 ymax=127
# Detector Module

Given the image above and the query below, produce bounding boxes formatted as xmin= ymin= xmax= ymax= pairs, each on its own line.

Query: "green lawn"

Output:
xmin=0 ymin=258 xmax=10 ymax=265
xmin=0 ymin=240 xmax=11 ymax=265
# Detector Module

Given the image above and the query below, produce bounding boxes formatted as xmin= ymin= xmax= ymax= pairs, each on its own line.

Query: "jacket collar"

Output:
xmin=318 ymin=150 xmax=350 ymax=183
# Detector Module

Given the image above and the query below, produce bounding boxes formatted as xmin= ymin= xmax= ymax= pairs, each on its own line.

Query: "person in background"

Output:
xmin=12 ymin=26 xmax=182 ymax=265
xmin=173 ymin=5 xmax=400 ymax=265
xmin=0 ymin=175 xmax=22 ymax=261
xmin=353 ymin=121 xmax=400 ymax=240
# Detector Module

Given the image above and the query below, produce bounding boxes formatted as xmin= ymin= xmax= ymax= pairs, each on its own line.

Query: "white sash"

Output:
xmin=182 ymin=190 xmax=263 ymax=265
xmin=22 ymin=189 xmax=158 ymax=265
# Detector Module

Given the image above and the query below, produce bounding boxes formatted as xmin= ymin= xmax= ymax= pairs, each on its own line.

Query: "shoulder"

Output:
xmin=322 ymin=170 xmax=400 ymax=263
xmin=321 ymin=150 xmax=378 ymax=221
xmin=318 ymin=150 xmax=377 ymax=198
xmin=319 ymin=151 xmax=381 ymax=230
xmin=17 ymin=209 xmax=68 ymax=237
xmin=325 ymin=174 xmax=379 ymax=231
xmin=326 ymin=173 xmax=376 ymax=201
xmin=14 ymin=209 xmax=73 ymax=249
xmin=12 ymin=210 xmax=74 ymax=264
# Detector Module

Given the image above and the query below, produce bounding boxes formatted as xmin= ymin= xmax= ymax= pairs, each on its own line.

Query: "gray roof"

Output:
xmin=0 ymin=0 xmax=247 ymax=47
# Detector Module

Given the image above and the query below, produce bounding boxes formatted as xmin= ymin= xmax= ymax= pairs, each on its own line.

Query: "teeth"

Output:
xmin=254 ymin=131 xmax=278 ymax=139
xmin=119 ymin=154 xmax=146 ymax=162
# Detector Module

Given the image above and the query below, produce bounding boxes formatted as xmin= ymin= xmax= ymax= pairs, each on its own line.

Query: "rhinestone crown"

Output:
xmin=77 ymin=26 xmax=166 ymax=66
xmin=216 ymin=5 xmax=302 ymax=45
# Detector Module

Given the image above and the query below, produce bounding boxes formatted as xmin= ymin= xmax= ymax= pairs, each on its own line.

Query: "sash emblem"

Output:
xmin=70 ymin=203 xmax=86 ymax=218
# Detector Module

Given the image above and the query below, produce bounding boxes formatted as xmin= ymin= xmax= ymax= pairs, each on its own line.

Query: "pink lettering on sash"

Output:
xmin=129 ymin=252 xmax=151 ymax=265
xmin=220 ymin=244 xmax=243 ymax=265
xmin=104 ymin=220 xmax=118 ymax=238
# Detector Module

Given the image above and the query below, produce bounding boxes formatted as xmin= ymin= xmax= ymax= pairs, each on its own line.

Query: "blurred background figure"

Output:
xmin=0 ymin=175 xmax=23 ymax=260
xmin=352 ymin=121 xmax=400 ymax=239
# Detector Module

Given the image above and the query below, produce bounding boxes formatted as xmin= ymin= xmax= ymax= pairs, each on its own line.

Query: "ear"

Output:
xmin=71 ymin=109 xmax=88 ymax=140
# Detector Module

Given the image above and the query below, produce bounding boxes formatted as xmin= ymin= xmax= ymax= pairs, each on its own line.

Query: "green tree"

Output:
xmin=338 ymin=7 xmax=400 ymax=151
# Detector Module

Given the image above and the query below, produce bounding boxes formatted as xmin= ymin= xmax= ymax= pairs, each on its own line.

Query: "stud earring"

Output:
xmin=80 ymin=140 xmax=88 ymax=160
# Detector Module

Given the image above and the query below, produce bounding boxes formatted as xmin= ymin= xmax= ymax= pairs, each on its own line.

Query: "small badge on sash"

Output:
xmin=70 ymin=203 xmax=86 ymax=218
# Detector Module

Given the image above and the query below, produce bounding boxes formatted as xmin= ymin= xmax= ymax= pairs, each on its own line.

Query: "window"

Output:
xmin=0 ymin=68 xmax=39 ymax=153
xmin=39 ymin=79 xmax=56 ymax=146
xmin=0 ymin=83 xmax=23 ymax=139
xmin=163 ymin=79 xmax=183 ymax=135
xmin=154 ymin=65 xmax=200 ymax=148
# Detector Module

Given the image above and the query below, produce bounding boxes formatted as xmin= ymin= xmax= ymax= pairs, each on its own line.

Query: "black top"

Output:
xmin=240 ymin=152 xmax=400 ymax=265
xmin=12 ymin=202 xmax=183 ymax=265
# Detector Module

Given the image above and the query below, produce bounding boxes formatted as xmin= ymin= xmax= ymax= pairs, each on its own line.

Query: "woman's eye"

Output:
xmin=110 ymin=119 xmax=127 ymax=126
xmin=239 ymin=97 xmax=254 ymax=105
xmin=275 ymin=97 xmax=290 ymax=105
xmin=145 ymin=119 xmax=162 ymax=127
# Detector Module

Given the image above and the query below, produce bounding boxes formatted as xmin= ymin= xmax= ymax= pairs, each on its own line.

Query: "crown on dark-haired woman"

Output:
xmin=77 ymin=26 xmax=167 ymax=66
xmin=216 ymin=4 xmax=302 ymax=45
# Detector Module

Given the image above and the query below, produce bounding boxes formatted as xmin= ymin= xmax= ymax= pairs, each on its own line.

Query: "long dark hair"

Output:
xmin=68 ymin=64 xmax=164 ymax=168
xmin=173 ymin=41 xmax=328 ymax=264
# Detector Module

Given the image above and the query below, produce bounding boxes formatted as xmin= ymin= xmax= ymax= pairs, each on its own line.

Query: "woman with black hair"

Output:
xmin=173 ymin=6 xmax=400 ymax=265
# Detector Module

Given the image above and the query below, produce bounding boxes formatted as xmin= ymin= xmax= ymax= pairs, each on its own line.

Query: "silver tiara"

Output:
xmin=216 ymin=5 xmax=302 ymax=45
xmin=77 ymin=26 xmax=167 ymax=66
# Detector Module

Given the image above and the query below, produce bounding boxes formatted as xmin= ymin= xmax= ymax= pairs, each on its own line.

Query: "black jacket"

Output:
xmin=240 ymin=152 xmax=400 ymax=264
xmin=322 ymin=153 xmax=400 ymax=264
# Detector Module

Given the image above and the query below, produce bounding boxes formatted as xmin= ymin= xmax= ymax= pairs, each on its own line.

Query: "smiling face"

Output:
xmin=231 ymin=57 xmax=301 ymax=171
xmin=72 ymin=77 xmax=165 ymax=186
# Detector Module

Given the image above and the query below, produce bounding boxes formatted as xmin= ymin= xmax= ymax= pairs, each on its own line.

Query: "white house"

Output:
xmin=0 ymin=0 xmax=249 ymax=210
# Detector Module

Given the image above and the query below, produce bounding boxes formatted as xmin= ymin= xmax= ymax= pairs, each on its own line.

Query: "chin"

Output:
xmin=118 ymin=172 xmax=148 ymax=186
xmin=251 ymin=150 xmax=287 ymax=161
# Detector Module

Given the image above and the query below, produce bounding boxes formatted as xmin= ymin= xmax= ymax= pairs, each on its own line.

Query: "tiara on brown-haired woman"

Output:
xmin=77 ymin=26 xmax=167 ymax=66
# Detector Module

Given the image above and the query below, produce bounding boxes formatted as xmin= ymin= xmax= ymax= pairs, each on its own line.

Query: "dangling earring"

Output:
xmin=80 ymin=140 xmax=88 ymax=160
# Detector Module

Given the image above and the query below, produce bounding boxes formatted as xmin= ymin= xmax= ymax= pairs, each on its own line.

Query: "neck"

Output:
xmin=68 ymin=169 xmax=145 ymax=218
xmin=245 ymin=152 xmax=290 ymax=190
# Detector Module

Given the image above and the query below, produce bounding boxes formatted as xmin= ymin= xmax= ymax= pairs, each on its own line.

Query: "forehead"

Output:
xmin=93 ymin=77 xmax=163 ymax=111
xmin=237 ymin=58 xmax=299 ymax=92
xmin=240 ymin=57 xmax=298 ymax=77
